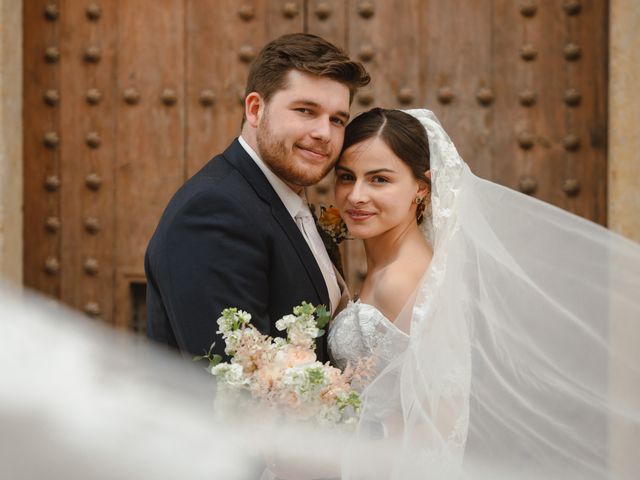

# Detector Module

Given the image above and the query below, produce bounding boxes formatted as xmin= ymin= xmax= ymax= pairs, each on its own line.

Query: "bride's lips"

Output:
xmin=345 ymin=209 xmax=375 ymax=222
xmin=295 ymin=144 xmax=329 ymax=163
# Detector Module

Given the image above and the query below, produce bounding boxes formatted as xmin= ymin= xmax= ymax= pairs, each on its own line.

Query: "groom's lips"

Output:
xmin=295 ymin=143 xmax=329 ymax=163
xmin=346 ymin=209 xmax=375 ymax=222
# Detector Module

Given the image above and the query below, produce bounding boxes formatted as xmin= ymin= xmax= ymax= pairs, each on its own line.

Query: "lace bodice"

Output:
xmin=327 ymin=300 xmax=409 ymax=378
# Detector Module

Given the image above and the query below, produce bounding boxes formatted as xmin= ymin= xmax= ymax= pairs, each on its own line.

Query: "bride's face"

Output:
xmin=335 ymin=136 xmax=422 ymax=239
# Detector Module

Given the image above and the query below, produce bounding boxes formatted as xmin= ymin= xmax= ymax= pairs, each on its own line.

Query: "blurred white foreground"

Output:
xmin=2 ymin=283 xmax=639 ymax=480
xmin=0 ymin=286 xmax=265 ymax=479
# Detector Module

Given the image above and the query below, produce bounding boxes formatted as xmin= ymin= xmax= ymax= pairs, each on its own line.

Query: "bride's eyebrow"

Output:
xmin=365 ymin=168 xmax=396 ymax=175
xmin=335 ymin=166 xmax=396 ymax=175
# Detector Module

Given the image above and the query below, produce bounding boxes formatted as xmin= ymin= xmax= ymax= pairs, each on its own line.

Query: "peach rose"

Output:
xmin=274 ymin=345 xmax=317 ymax=369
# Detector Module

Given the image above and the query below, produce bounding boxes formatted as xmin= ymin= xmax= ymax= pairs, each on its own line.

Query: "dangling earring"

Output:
xmin=415 ymin=196 xmax=426 ymax=223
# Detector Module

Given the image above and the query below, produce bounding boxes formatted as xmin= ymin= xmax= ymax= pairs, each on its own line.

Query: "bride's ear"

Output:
xmin=417 ymin=170 xmax=432 ymax=198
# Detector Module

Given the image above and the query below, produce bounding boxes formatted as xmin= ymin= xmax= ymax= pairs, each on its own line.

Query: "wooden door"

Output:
xmin=24 ymin=0 xmax=607 ymax=327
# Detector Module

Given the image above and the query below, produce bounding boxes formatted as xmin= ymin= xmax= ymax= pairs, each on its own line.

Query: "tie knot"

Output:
xmin=295 ymin=205 xmax=313 ymax=221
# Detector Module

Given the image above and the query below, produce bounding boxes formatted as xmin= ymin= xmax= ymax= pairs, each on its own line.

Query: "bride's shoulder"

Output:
xmin=370 ymin=265 xmax=422 ymax=322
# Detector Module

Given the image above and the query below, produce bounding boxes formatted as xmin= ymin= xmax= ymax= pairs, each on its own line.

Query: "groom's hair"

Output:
xmin=245 ymin=33 xmax=370 ymax=104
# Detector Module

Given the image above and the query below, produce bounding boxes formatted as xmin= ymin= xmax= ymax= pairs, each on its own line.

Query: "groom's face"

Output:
xmin=255 ymin=70 xmax=350 ymax=191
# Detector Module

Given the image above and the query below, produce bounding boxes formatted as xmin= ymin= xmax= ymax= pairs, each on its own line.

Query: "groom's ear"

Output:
xmin=245 ymin=92 xmax=264 ymax=128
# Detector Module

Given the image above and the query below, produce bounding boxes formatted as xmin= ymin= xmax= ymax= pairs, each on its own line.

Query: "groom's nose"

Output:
xmin=309 ymin=116 xmax=331 ymax=142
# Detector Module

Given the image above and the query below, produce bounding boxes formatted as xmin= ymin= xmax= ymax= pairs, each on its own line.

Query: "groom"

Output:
xmin=145 ymin=33 xmax=370 ymax=361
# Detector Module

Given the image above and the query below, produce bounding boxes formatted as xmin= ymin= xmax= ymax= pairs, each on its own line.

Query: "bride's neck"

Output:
xmin=363 ymin=220 xmax=428 ymax=272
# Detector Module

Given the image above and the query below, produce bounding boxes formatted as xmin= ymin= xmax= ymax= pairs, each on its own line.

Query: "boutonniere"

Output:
xmin=313 ymin=205 xmax=351 ymax=245
xmin=309 ymin=204 xmax=350 ymax=277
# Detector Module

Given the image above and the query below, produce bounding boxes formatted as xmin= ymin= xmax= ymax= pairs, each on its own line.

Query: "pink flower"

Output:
xmin=277 ymin=345 xmax=317 ymax=368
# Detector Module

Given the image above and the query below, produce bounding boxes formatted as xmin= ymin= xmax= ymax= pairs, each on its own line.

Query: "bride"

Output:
xmin=324 ymin=108 xmax=640 ymax=480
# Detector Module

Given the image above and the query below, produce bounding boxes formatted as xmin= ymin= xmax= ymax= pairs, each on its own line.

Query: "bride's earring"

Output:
xmin=415 ymin=196 xmax=426 ymax=223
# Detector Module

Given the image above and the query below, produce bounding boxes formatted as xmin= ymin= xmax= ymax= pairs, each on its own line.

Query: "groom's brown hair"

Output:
xmin=244 ymin=33 xmax=370 ymax=104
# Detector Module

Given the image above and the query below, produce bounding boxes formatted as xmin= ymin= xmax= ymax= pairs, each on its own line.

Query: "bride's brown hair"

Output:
xmin=341 ymin=108 xmax=430 ymax=183
xmin=340 ymin=108 xmax=431 ymax=222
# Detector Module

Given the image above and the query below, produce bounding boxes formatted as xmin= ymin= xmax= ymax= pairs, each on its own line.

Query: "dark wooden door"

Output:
xmin=24 ymin=0 xmax=607 ymax=326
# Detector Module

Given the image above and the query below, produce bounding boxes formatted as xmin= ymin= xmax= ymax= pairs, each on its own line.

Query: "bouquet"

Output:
xmin=196 ymin=302 xmax=371 ymax=427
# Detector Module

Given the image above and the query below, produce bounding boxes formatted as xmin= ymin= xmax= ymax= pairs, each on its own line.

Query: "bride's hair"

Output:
xmin=341 ymin=108 xmax=431 ymax=222
xmin=342 ymin=108 xmax=430 ymax=182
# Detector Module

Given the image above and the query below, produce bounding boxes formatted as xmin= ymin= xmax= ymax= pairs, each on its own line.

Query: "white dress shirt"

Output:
xmin=238 ymin=136 xmax=341 ymax=313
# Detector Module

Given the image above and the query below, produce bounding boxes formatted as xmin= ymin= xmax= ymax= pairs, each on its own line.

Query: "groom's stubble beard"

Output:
xmin=256 ymin=107 xmax=337 ymax=188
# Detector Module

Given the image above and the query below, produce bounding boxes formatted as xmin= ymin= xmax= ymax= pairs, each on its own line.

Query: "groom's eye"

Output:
xmin=295 ymin=108 xmax=312 ymax=115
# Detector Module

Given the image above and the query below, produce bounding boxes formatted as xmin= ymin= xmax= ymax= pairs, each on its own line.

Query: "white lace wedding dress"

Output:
xmin=328 ymin=296 xmax=471 ymax=480
xmin=328 ymin=300 xmax=409 ymax=378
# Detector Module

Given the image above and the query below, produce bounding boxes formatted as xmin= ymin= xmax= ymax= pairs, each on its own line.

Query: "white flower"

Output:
xmin=282 ymin=362 xmax=328 ymax=402
xmin=210 ymin=363 xmax=247 ymax=387
xmin=288 ymin=322 xmax=319 ymax=346
xmin=224 ymin=330 xmax=242 ymax=355
xmin=275 ymin=314 xmax=297 ymax=332
xmin=217 ymin=309 xmax=252 ymax=336
xmin=315 ymin=405 xmax=343 ymax=427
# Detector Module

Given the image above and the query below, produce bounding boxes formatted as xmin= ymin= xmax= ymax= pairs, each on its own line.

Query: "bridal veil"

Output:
xmin=343 ymin=109 xmax=640 ymax=480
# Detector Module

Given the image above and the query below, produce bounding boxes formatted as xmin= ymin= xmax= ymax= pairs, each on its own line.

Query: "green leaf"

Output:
xmin=208 ymin=354 xmax=222 ymax=369
xmin=192 ymin=342 xmax=217 ymax=363
xmin=315 ymin=304 xmax=330 ymax=329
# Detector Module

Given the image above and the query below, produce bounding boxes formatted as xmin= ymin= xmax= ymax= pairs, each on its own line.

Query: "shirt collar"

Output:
xmin=238 ymin=136 xmax=305 ymax=218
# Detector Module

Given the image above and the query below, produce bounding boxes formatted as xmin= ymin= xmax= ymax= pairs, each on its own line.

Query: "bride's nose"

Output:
xmin=347 ymin=180 xmax=368 ymax=205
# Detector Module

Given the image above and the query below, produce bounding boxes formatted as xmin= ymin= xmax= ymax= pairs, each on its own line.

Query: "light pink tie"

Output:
xmin=294 ymin=206 xmax=341 ymax=314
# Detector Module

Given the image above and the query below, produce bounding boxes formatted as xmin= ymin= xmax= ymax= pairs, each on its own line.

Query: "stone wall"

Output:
xmin=608 ymin=2 xmax=640 ymax=479
xmin=609 ymin=0 xmax=640 ymax=243
xmin=0 ymin=0 xmax=23 ymax=285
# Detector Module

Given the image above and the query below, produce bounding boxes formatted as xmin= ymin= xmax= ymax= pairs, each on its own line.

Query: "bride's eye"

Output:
xmin=337 ymin=173 xmax=355 ymax=182
xmin=371 ymin=176 xmax=389 ymax=184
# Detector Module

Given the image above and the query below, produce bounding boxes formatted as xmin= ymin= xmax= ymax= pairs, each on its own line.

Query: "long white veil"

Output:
xmin=344 ymin=109 xmax=640 ymax=480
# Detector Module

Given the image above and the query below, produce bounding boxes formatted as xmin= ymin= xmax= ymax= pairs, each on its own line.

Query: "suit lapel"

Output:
xmin=222 ymin=139 xmax=331 ymax=308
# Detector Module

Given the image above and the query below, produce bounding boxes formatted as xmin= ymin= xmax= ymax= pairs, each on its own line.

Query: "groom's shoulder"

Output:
xmin=173 ymin=142 xmax=260 ymax=204
xmin=154 ymin=142 xmax=267 ymax=228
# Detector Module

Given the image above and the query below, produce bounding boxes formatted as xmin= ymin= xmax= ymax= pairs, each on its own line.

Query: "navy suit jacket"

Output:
xmin=145 ymin=139 xmax=331 ymax=361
